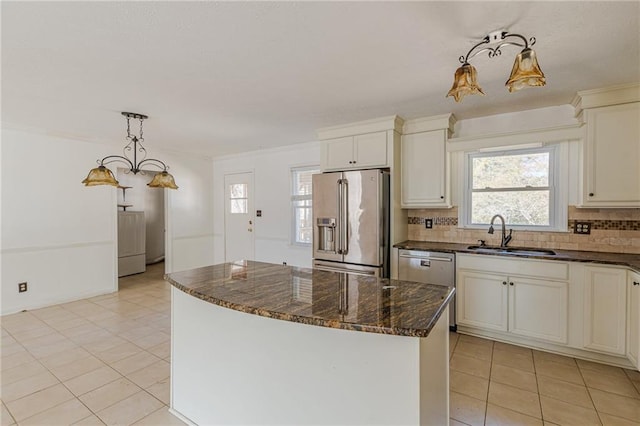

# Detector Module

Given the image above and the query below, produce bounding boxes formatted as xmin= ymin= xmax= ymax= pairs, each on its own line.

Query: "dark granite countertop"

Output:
xmin=394 ymin=240 xmax=640 ymax=273
xmin=167 ymin=260 xmax=454 ymax=338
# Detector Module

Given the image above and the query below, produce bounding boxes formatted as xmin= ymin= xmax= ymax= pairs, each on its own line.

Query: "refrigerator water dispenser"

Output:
xmin=316 ymin=217 xmax=337 ymax=253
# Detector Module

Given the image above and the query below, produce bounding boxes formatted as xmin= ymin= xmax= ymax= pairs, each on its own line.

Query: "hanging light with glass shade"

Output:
xmin=447 ymin=30 xmax=546 ymax=102
xmin=82 ymin=112 xmax=178 ymax=189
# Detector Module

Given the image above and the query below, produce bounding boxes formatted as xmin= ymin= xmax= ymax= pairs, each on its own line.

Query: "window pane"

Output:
xmin=230 ymin=199 xmax=248 ymax=214
xmin=293 ymin=170 xmax=315 ymax=196
xmin=472 ymin=152 xmax=549 ymax=189
xmin=294 ymin=204 xmax=312 ymax=244
xmin=229 ymin=183 xmax=247 ymax=198
xmin=471 ymin=191 xmax=550 ymax=226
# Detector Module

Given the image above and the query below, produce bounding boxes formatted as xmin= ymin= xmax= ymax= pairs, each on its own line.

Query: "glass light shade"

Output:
xmin=147 ymin=171 xmax=178 ymax=189
xmin=82 ymin=165 xmax=119 ymax=187
xmin=505 ymin=48 xmax=546 ymax=92
xmin=446 ymin=63 xmax=485 ymax=102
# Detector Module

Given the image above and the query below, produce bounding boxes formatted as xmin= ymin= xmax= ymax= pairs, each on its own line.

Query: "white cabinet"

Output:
xmin=583 ymin=266 xmax=627 ymax=355
xmin=457 ymin=270 xmax=508 ymax=332
xmin=509 ymin=277 xmax=568 ymax=344
xmin=401 ymin=130 xmax=449 ymax=207
xmin=576 ymin=84 xmax=640 ymax=207
xmin=322 ymin=131 xmax=388 ymax=171
xmin=456 ymin=254 xmax=568 ymax=345
xmin=627 ymin=271 xmax=640 ymax=368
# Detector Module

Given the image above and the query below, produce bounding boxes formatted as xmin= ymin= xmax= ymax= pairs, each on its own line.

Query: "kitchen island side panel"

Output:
xmin=170 ymin=287 xmax=449 ymax=425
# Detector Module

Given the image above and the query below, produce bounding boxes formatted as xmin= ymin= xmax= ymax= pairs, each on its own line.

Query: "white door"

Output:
xmin=224 ymin=172 xmax=255 ymax=262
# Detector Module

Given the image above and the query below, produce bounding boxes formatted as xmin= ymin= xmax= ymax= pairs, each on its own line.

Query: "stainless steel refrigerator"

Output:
xmin=312 ymin=169 xmax=390 ymax=277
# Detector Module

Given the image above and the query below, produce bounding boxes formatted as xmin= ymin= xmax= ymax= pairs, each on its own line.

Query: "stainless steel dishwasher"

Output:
xmin=398 ymin=250 xmax=456 ymax=330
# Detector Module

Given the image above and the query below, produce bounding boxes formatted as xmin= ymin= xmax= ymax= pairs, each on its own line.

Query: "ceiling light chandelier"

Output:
xmin=447 ymin=30 xmax=546 ymax=102
xmin=82 ymin=112 xmax=178 ymax=189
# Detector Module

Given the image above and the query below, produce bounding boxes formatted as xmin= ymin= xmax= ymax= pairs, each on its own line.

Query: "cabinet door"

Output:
xmin=353 ymin=131 xmax=388 ymax=169
xmin=628 ymin=271 xmax=640 ymax=369
xmin=323 ymin=136 xmax=354 ymax=171
xmin=583 ymin=103 xmax=640 ymax=207
xmin=583 ymin=266 xmax=627 ymax=355
xmin=509 ymin=278 xmax=568 ymax=344
xmin=401 ymin=130 xmax=447 ymax=207
xmin=457 ymin=270 xmax=508 ymax=332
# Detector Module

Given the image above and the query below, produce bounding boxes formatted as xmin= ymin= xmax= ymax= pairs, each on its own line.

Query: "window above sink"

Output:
xmin=459 ymin=144 xmax=568 ymax=233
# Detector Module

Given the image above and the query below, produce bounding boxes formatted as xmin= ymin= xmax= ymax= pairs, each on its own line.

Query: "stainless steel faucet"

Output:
xmin=488 ymin=214 xmax=513 ymax=247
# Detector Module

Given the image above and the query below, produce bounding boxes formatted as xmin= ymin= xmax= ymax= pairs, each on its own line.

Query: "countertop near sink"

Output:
xmin=394 ymin=240 xmax=640 ymax=273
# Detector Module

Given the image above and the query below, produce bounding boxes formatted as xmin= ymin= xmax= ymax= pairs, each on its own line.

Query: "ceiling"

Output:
xmin=2 ymin=1 xmax=639 ymax=158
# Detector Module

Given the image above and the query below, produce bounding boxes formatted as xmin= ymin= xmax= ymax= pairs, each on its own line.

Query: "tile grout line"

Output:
xmin=482 ymin=340 xmax=494 ymax=426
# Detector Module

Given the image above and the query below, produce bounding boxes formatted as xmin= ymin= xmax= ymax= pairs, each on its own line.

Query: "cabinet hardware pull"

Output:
xmin=509 ymin=282 xmax=514 ymax=286
xmin=502 ymin=281 xmax=507 ymax=285
xmin=634 ymin=281 xmax=640 ymax=286
xmin=589 ymin=193 xmax=594 ymax=197
xmin=440 ymin=196 xmax=444 ymax=199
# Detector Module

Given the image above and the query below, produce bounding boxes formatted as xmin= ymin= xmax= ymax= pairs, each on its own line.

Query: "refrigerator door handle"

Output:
xmin=341 ymin=179 xmax=349 ymax=254
xmin=336 ymin=179 xmax=343 ymax=255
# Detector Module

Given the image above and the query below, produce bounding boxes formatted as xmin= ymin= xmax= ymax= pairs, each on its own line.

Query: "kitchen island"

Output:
xmin=167 ymin=260 xmax=454 ymax=425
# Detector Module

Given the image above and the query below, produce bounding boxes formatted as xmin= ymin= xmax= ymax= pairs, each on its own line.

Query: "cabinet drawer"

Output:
xmin=457 ymin=254 xmax=569 ymax=281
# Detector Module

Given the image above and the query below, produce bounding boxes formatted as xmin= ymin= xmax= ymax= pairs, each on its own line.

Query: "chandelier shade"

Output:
xmin=505 ymin=48 xmax=546 ymax=93
xmin=82 ymin=112 xmax=178 ymax=190
xmin=447 ymin=30 xmax=546 ymax=101
xmin=82 ymin=165 xmax=119 ymax=187
xmin=446 ymin=63 xmax=485 ymax=102
xmin=148 ymin=171 xmax=179 ymax=189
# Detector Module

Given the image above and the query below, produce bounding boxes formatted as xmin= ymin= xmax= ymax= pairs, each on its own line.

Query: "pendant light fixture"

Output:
xmin=447 ymin=30 xmax=546 ymax=102
xmin=82 ymin=112 xmax=178 ymax=189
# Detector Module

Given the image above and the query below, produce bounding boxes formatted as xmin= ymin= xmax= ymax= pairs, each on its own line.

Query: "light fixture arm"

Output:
xmin=459 ymin=31 xmax=536 ymax=64
xmin=96 ymin=112 xmax=169 ymax=174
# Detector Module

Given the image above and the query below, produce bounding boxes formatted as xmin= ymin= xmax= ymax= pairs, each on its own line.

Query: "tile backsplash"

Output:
xmin=407 ymin=206 xmax=640 ymax=254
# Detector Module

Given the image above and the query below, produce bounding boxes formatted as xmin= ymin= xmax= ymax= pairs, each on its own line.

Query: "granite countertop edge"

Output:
xmin=394 ymin=241 xmax=640 ymax=273
xmin=166 ymin=273 xmax=455 ymax=339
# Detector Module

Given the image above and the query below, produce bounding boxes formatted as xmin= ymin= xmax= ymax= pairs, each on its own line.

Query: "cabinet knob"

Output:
xmin=509 ymin=282 xmax=514 ymax=286
xmin=502 ymin=281 xmax=507 ymax=286
xmin=440 ymin=196 xmax=444 ymax=199
xmin=634 ymin=281 xmax=640 ymax=286
xmin=589 ymin=193 xmax=594 ymax=197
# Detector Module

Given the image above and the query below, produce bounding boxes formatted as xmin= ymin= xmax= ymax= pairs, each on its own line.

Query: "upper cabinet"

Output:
xmin=401 ymin=114 xmax=456 ymax=208
xmin=318 ymin=116 xmax=403 ymax=172
xmin=575 ymin=84 xmax=640 ymax=208
xmin=322 ymin=131 xmax=388 ymax=171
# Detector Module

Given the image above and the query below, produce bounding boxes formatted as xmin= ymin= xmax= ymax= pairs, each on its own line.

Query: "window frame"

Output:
xmin=290 ymin=166 xmax=319 ymax=246
xmin=460 ymin=144 xmax=567 ymax=232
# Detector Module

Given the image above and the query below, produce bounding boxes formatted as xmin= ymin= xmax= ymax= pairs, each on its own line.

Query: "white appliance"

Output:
xmin=118 ymin=211 xmax=146 ymax=277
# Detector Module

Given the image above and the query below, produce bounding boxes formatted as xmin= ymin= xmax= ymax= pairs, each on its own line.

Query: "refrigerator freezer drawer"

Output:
xmin=313 ymin=260 xmax=382 ymax=277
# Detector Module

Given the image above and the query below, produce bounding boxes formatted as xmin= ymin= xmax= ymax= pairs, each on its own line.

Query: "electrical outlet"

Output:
xmin=425 ymin=219 xmax=433 ymax=229
xmin=18 ymin=282 xmax=27 ymax=293
xmin=574 ymin=221 xmax=591 ymax=235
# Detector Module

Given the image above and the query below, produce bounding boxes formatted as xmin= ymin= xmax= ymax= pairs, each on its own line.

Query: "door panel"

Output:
xmin=224 ymin=172 xmax=254 ymax=262
xmin=509 ymin=278 xmax=568 ymax=344
xmin=457 ymin=271 xmax=508 ymax=332
xmin=312 ymin=172 xmax=342 ymax=263
xmin=342 ymin=169 xmax=383 ymax=266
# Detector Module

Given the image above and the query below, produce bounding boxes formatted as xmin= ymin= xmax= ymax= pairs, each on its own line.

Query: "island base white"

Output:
xmin=170 ymin=288 xmax=450 ymax=425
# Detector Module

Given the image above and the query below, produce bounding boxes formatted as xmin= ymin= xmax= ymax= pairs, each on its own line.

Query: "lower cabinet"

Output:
xmin=583 ymin=266 xmax=627 ymax=356
xmin=457 ymin=255 xmax=568 ymax=345
xmin=457 ymin=271 xmax=508 ymax=332
xmin=627 ymin=271 xmax=640 ymax=368
xmin=509 ymin=277 xmax=568 ymax=344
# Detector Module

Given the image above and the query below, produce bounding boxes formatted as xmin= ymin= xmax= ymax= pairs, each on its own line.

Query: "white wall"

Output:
xmin=213 ymin=142 xmax=320 ymax=268
xmin=0 ymin=127 xmax=214 ymax=314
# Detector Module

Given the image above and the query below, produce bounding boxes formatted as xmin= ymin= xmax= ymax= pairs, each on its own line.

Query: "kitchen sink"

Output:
xmin=466 ymin=246 xmax=556 ymax=256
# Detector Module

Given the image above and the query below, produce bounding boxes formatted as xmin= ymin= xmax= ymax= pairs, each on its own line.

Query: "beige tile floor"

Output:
xmin=2 ymin=263 xmax=639 ymax=425
xmin=449 ymin=333 xmax=640 ymax=426
xmin=1 ymin=262 xmax=184 ymax=426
